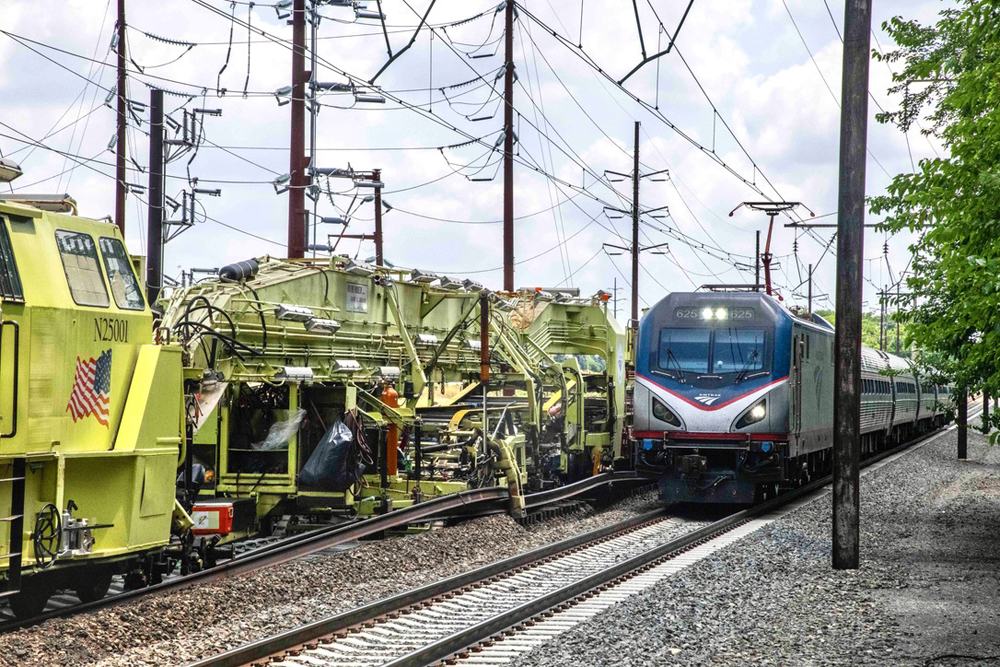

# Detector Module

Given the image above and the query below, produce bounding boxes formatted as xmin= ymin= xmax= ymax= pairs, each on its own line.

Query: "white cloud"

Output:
xmin=1 ymin=0 xmax=954 ymax=318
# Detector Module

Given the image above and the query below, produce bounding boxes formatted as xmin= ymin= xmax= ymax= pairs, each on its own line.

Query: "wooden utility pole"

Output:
xmin=832 ymin=0 xmax=873 ymax=571
xmin=287 ymin=0 xmax=307 ymax=259
xmin=503 ymin=0 xmax=515 ymax=291
xmin=631 ymin=121 xmax=640 ymax=328
xmin=983 ymin=390 xmax=990 ymax=434
xmin=115 ymin=0 xmax=127 ymax=234
xmin=958 ymin=391 xmax=968 ymax=459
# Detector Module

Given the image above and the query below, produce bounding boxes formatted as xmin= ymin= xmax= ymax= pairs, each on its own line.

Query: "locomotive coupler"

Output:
xmin=677 ymin=454 xmax=707 ymax=479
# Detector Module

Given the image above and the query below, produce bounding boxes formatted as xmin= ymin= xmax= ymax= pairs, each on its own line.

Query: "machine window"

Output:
xmin=55 ymin=230 xmax=109 ymax=307
xmin=658 ymin=328 xmax=711 ymax=374
xmin=711 ymin=328 xmax=766 ymax=374
xmin=0 ymin=217 xmax=23 ymax=302
xmin=99 ymin=237 xmax=144 ymax=310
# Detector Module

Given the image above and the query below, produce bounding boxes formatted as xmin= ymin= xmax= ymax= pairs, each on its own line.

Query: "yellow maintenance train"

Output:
xmin=0 ymin=194 xmax=183 ymax=617
xmin=0 ymin=171 xmax=628 ymax=618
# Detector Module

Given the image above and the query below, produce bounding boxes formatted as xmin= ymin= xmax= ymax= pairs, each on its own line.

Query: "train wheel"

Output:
xmin=7 ymin=582 xmax=53 ymax=620
xmin=74 ymin=568 xmax=113 ymax=603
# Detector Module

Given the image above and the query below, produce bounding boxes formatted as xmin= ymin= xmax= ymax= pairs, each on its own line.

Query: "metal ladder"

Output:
xmin=0 ymin=458 xmax=25 ymax=597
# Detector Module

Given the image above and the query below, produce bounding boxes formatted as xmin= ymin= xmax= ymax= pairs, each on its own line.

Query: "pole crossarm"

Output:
xmin=640 ymin=168 xmax=670 ymax=181
xmin=784 ymin=222 xmax=911 ymax=229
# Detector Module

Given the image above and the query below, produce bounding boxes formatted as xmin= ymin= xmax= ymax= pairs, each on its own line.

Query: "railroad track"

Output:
xmin=0 ymin=471 xmax=649 ymax=632
xmin=191 ymin=420 xmax=971 ymax=667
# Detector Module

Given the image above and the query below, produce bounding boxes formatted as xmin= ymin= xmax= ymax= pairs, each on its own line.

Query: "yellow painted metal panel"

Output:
xmin=114 ymin=345 xmax=184 ymax=453
xmin=139 ymin=453 xmax=175 ymax=518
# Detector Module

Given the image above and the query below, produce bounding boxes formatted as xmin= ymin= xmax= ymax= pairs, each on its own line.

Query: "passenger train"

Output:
xmin=632 ymin=291 xmax=952 ymax=503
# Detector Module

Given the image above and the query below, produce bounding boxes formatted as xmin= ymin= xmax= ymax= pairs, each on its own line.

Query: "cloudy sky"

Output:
xmin=1 ymin=0 xmax=950 ymax=322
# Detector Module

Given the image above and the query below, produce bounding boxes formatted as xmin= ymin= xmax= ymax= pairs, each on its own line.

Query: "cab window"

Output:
xmin=55 ymin=230 xmax=109 ymax=307
xmin=99 ymin=237 xmax=144 ymax=310
xmin=0 ymin=217 xmax=23 ymax=302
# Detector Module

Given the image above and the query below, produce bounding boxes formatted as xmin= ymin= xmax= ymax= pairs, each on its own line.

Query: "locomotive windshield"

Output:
xmin=657 ymin=327 xmax=767 ymax=381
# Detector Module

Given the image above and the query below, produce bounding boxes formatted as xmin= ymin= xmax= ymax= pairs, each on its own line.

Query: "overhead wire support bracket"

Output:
xmin=618 ymin=0 xmax=695 ymax=85
xmin=368 ymin=0 xmax=438 ymax=84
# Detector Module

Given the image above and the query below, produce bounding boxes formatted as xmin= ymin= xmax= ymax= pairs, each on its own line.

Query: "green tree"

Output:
xmin=867 ymin=2 xmax=999 ymax=404
xmin=814 ymin=309 xmax=907 ymax=353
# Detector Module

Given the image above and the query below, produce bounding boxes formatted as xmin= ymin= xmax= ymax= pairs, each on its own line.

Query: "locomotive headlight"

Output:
xmin=735 ymin=399 xmax=767 ymax=429
xmin=701 ymin=307 xmax=713 ymax=319
xmin=715 ymin=308 xmax=728 ymax=320
xmin=651 ymin=396 xmax=681 ymax=427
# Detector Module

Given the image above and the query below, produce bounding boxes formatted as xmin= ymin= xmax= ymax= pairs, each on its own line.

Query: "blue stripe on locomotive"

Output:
xmin=635 ymin=293 xmax=794 ymax=407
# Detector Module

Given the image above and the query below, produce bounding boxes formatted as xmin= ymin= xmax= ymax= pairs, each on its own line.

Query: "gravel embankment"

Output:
xmin=514 ymin=428 xmax=1000 ymax=666
xmin=0 ymin=490 xmax=665 ymax=666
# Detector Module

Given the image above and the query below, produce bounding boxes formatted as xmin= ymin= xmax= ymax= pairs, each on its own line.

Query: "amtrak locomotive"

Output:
xmin=633 ymin=292 xmax=951 ymax=503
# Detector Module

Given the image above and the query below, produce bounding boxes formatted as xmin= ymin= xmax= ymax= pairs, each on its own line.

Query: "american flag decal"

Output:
xmin=66 ymin=349 xmax=112 ymax=427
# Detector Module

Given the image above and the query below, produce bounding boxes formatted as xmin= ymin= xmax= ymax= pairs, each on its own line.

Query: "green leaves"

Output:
xmin=870 ymin=1 xmax=1000 ymax=403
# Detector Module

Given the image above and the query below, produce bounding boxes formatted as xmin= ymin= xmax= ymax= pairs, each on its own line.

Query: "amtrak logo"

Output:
xmin=695 ymin=394 xmax=722 ymax=405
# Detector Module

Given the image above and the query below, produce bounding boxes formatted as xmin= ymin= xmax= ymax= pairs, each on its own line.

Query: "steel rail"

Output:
xmin=188 ymin=509 xmax=670 ymax=667
xmin=412 ymin=421 xmax=967 ymax=667
xmin=196 ymin=421 xmax=961 ymax=667
xmin=3 ymin=471 xmax=651 ymax=632
xmin=522 ymin=471 xmax=650 ymax=510
xmin=0 ymin=486 xmax=505 ymax=632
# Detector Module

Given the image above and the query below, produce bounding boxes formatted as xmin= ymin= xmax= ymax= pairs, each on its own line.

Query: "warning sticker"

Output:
xmin=346 ymin=282 xmax=368 ymax=313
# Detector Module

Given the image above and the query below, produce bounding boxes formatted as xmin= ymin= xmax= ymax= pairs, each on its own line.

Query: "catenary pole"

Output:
xmin=832 ymin=0 xmax=872 ymax=571
xmin=115 ymin=0 xmax=127 ymax=234
xmin=374 ymin=169 xmax=384 ymax=266
xmin=614 ymin=276 xmax=618 ymax=319
xmin=631 ymin=121 xmax=640 ymax=328
xmin=287 ymin=0 xmax=307 ymax=258
xmin=502 ymin=0 xmax=515 ymax=291
xmin=808 ymin=263 xmax=813 ymax=316
xmin=146 ymin=89 xmax=164 ymax=307
xmin=895 ymin=282 xmax=901 ymax=354
xmin=755 ymin=230 xmax=761 ymax=291
xmin=879 ymin=287 xmax=885 ymax=350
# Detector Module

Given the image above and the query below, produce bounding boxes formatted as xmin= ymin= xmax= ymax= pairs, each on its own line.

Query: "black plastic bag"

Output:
xmin=298 ymin=419 xmax=365 ymax=490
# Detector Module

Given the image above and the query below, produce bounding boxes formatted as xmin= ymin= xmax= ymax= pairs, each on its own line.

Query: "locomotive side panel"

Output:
xmin=0 ymin=202 xmax=181 ymax=608
xmin=788 ymin=322 xmax=835 ymax=458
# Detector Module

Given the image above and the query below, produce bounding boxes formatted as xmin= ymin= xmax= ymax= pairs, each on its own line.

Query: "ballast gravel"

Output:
xmin=0 ymin=490 xmax=665 ymax=666
xmin=512 ymin=427 xmax=1000 ymax=667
